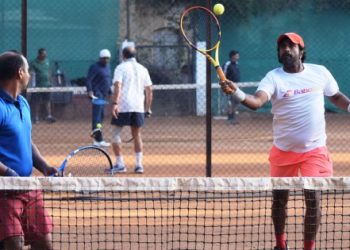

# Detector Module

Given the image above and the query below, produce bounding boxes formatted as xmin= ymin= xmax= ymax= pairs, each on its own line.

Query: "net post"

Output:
xmin=21 ymin=0 xmax=27 ymax=57
xmin=206 ymin=0 xmax=212 ymax=177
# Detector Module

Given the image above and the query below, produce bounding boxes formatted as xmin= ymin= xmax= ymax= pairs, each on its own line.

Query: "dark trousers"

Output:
xmin=92 ymin=104 xmax=105 ymax=130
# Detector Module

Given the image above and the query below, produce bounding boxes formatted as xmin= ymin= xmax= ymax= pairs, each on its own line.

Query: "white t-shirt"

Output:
xmin=257 ymin=63 xmax=339 ymax=152
xmin=112 ymin=58 xmax=152 ymax=112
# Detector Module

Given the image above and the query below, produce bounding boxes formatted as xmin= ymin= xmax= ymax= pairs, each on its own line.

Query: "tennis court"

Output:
xmin=2 ymin=1 xmax=350 ymax=249
xmin=25 ymin=87 xmax=350 ymax=250
xmin=31 ymin=110 xmax=350 ymax=177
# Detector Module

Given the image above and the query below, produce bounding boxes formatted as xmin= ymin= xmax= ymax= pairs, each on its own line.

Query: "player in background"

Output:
xmin=30 ymin=48 xmax=56 ymax=123
xmin=86 ymin=49 xmax=112 ymax=147
xmin=108 ymin=46 xmax=153 ymax=174
xmin=222 ymin=50 xmax=240 ymax=124
xmin=220 ymin=32 xmax=350 ymax=250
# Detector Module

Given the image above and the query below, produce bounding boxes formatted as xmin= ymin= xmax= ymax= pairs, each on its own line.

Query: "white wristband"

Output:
xmin=347 ymin=103 xmax=350 ymax=113
xmin=232 ymin=88 xmax=246 ymax=102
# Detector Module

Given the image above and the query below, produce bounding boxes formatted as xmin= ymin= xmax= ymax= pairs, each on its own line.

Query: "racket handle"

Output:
xmin=216 ymin=66 xmax=234 ymax=94
xmin=216 ymin=66 xmax=226 ymax=81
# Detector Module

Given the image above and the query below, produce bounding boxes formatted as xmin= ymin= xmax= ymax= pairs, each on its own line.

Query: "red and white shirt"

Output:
xmin=257 ymin=63 xmax=339 ymax=152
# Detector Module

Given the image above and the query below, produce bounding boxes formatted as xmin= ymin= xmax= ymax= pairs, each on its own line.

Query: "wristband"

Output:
xmin=4 ymin=168 xmax=19 ymax=177
xmin=232 ymin=88 xmax=246 ymax=102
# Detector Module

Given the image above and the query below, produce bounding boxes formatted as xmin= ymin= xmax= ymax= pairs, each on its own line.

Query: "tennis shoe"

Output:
xmin=46 ymin=115 xmax=56 ymax=123
xmin=105 ymin=164 xmax=126 ymax=174
xmin=93 ymin=140 xmax=111 ymax=147
xmin=134 ymin=165 xmax=144 ymax=174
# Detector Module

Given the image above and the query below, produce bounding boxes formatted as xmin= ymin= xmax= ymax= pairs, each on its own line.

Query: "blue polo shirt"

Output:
xmin=0 ymin=90 xmax=33 ymax=176
xmin=86 ymin=62 xmax=112 ymax=99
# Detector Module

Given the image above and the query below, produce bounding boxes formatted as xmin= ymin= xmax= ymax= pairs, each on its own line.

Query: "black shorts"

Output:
xmin=111 ymin=112 xmax=145 ymax=127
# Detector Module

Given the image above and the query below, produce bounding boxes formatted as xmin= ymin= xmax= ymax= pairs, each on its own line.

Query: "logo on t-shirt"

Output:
xmin=282 ymin=87 xmax=314 ymax=97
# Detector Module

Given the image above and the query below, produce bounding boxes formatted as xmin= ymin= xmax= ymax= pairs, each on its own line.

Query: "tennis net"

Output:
xmin=0 ymin=177 xmax=349 ymax=250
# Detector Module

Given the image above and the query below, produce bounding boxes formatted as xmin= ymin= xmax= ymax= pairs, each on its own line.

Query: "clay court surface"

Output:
xmin=41 ymin=184 xmax=349 ymax=249
xmin=32 ymin=112 xmax=350 ymax=177
xmin=25 ymin=112 xmax=350 ymax=249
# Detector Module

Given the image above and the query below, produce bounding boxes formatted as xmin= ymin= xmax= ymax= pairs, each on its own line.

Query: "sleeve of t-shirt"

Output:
xmin=0 ymin=102 xmax=4 ymax=126
xmin=112 ymin=66 xmax=124 ymax=84
xmin=256 ymin=72 xmax=276 ymax=101
xmin=143 ymin=68 xmax=153 ymax=87
xmin=322 ymin=66 xmax=339 ymax=96
xmin=223 ymin=61 xmax=230 ymax=75
xmin=85 ymin=65 xmax=96 ymax=92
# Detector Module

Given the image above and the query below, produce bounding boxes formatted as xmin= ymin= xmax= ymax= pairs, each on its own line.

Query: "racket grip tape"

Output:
xmin=216 ymin=66 xmax=234 ymax=94
xmin=216 ymin=66 xmax=226 ymax=81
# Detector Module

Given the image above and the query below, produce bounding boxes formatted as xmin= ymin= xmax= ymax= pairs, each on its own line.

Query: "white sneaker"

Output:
xmin=134 ymin=165 xmax=144 ymax=174
xmin=93 ymin=140 xmax=111 ymax=147
xmin=105 ymin=164 xmax=127 ymax=174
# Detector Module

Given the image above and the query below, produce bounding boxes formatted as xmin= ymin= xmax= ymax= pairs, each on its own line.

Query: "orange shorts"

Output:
xmin=0 ymin=190 xmax=53 ymax=244
xmin=269 ymin=145 xmax=333 ymax=177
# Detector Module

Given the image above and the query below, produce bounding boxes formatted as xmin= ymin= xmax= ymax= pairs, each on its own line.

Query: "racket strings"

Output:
xmin=64 ymin=148 xmax=112 ymax=177
xmin=181 ymin=7 xmax=220 ymax=51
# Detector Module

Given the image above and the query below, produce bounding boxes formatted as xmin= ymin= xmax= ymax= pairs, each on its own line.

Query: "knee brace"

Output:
xmin=111 ymin=126 xmax=123 ymax=144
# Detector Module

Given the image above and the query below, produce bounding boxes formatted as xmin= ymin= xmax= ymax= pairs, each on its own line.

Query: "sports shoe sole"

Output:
xmin=134 ymin=167 xmax=144 ymax=174
xmin=105 ymin=167 xmax=127 ymax=174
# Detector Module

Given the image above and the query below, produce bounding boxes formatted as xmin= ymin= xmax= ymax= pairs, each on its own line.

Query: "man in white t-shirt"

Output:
xmin=107 ymin=46 xmax=153 ymax=174
xmin=220 ymin=32 xmax=350 ymax=250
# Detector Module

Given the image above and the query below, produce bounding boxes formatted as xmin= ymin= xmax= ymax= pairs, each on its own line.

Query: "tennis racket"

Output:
xmin=118 ymin=127 xmax=133 ymax=143
xmin=54 ymin=145 xmax=113 ymax=177
xmin=91 ymin=97 xmax=109 ymax=105
xmin=122 ymin=136 xmax=134 ymax=143
xmin=180 ymin=6 xmax=232 ymax=93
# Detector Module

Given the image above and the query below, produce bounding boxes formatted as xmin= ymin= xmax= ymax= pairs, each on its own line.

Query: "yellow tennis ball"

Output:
xmin=96 ymin=123 xmax=102 ymax=129
xmin=213 ymin=3 xmax=225 ymax=16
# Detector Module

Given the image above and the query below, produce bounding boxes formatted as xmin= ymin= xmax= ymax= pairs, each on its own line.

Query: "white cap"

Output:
xmin=99 ymin=49 xmax=111 ymax=58
xmin=121 ymin=40 xmax=135 ymax=50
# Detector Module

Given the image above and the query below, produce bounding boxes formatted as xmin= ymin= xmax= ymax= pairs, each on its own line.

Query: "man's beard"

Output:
xmin=19 ymin=82 xmax=28 ymax=92
xmin=279 ymin=53 xmax=299 ymax=68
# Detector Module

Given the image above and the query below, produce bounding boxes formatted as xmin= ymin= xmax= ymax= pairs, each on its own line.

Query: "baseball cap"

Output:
xmin=121 ymin=40 xmax=135 ymax=50
xmin=99 ymin=49 xmax=111 ymax=58
xmin=277 ymin=32 xmax=304 ymax=48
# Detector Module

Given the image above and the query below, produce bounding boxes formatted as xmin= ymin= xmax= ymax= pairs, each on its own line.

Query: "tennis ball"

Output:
xmin=96 ymin=123 xmax=102 ymax=129
xmin=213 ymin=3 xmax=225 ymax=16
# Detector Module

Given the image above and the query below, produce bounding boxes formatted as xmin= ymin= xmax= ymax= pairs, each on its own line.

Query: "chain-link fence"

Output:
xmin=1 ymin=0 xmax=350 ymax=177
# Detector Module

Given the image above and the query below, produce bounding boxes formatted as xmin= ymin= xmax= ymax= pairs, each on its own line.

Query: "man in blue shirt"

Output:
xmin=86 ymin=49 xmax=112 ymax=147
xmin=0 ymin=51 xmax=57 ymax=250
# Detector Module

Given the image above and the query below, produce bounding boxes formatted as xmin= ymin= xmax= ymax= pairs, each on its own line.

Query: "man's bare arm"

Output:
xmin=220 ymin=79 xmax=269 ymax=111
